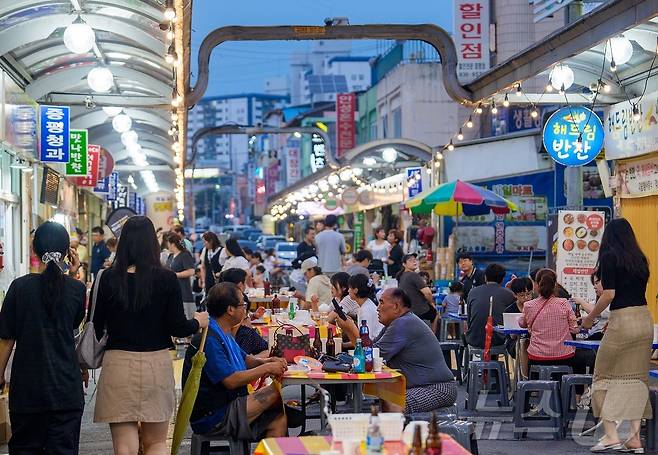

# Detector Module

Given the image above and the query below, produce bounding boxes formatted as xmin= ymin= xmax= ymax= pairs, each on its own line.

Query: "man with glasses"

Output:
xmin=182 ymin=282 xmax=288 ymax=441
xmin=458 ymin=252 xmax=486 ymax=301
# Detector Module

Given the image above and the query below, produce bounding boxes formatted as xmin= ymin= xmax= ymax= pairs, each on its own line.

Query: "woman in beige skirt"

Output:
xmin=582 ymin=218 xmax=652 ymax=453
xmin=91 ymin=217 xmax=208 ymax=454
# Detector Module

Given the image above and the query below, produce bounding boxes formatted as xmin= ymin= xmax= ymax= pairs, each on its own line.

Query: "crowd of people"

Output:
xmin=0 ymin=214 xmax=653 ymax=453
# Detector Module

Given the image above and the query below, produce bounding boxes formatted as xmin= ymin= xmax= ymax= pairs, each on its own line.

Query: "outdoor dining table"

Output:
xmin=281 ymin=368 xmax=406 ymax=430
xmin=564 ymin=340 xmax=658 ymax=350
xmin=254 ymin=434 xmax=472 ymax=455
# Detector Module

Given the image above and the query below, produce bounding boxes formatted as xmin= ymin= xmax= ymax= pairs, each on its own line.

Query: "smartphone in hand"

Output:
xmin=332 ymin=298 xmax=347 ymax=321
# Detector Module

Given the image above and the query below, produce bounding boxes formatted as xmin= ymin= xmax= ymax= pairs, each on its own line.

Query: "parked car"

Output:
xmin=243 ymin=228 xmax=262 ymax=242
xmin=221 ymin=225 xmax=252 ymax=238
xmin=274 ymin=242 xmax=298 ymax=267
xmin=256 ymin=235 xmax=286 ymax=251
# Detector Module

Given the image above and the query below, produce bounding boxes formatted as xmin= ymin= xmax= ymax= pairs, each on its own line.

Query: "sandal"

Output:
xmin=591 ymin=442 xmax=622 ymax=452
xmin=616 ymin=443 xmax=644 ymax=454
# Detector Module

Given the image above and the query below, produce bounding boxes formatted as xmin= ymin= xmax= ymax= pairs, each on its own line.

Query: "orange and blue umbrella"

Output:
xmin=405 ymin=179 xmax=518 ymax=216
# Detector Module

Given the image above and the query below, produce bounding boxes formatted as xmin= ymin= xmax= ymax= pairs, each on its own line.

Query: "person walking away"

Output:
xmin=396 ymin=254 xmax=437 ymax=326
xmin=385 ymin=229 xmax=404 ymax=279
xmin=199 ymin=231 xmax=223 ymax=295
xmin=518 ymin=269 xmax=594 ymax=394
xmin=367 ymin=227 xmax=390 ymax=275
xmin=92 ymin=216 xmax=209 ymax=455
xmin=345 ymin=250 xmax=372 ymax=277
xmin=295 ymin=226 xmax=316 ymax=266
xmin=416 ymin=219 xmax=435 ymax=249
xmin=172 ymin=225 xmax=193 ymax=254
xmin=90 ymin=226 xmax=110 ymax=278
xmin=580 ymin=218 xmax=652 ymax=453
xmin=465 ymin=263 xmax=515 ymax=350
xmin=458 ymin=252 xmax=486 ymax=301
xmin=182 ymin=283 xmax=287 ymax=440
xmin=0 ymin=222 xmax=87 ymax=454
xmin=314 ymin=215 xmax=346 ymax=274
xmin=166 ymin=233 xmax=197 ymax=319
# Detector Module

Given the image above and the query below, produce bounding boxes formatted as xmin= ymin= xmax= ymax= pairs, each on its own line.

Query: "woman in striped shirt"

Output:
xmin=518 ymin=269 xmax=595 ymax=391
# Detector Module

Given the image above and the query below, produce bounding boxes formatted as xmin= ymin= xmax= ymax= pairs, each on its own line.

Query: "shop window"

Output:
xmin=392 ymin=108 xmax=402 ymax=138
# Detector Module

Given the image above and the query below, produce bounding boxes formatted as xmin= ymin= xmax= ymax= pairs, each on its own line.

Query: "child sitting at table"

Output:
xmin=252 ymin=265 xmax=267 ymax=289
xmin=441 ymin=281 xmax=464 ymax=339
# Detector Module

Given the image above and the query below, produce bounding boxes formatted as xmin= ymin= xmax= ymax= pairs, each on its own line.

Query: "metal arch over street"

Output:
xmin=187 ymin=24 xmax=473 ymax=107
xmin=188 ymin=125 xmax=339 ymax=169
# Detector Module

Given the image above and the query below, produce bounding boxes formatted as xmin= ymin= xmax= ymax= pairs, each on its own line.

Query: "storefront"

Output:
xmin=605 ymin=91 xmax=658 ymax=318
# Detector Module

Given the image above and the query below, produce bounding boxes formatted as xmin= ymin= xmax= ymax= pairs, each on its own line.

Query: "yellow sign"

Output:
xmin=154 ymin=201 xmax=173 ymax=212
xmin=293 ymin=26 xmax=326 ymax=36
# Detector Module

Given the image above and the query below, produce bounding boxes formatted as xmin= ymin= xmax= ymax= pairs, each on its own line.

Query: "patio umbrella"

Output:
xmin=171 ymin=327 xmax=208 ymax=455
xmin=405 ymin=179 xmax=518 ymax=216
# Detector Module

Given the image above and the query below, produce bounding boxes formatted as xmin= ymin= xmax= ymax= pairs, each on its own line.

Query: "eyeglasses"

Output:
xmin=515 ymin=291 xmax=533 ymax=298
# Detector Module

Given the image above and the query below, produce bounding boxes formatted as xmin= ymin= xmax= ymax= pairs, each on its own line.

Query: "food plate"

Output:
xmin=286 ymin=364 xmax=311 ymax=373
xmin=294 ymin=356 xmax=323 ymax=371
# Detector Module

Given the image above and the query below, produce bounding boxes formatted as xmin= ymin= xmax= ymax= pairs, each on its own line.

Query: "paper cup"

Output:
xmin=333 ymin=337 xmax=343 ymax=353
xmin=373 ymin=347 xmax=380 ymax=359
xmin=374 ymin=357 xmax=383 ymax=372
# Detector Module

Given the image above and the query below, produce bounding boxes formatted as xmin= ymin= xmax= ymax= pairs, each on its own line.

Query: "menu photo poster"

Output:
xmin=556 ymin=210 xmax=605 ymax=302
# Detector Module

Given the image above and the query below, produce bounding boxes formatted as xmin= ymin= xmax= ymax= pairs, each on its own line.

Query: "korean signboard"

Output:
xmin=542 ymin=106 xmax=604 ymax=167
xmin=255 ymin=179 xmax=266 ymax=205
xmin=556 ymin=210 xmax=605 ymax=302
xmin=613 ymin=155 xmax=658 ymax=198
xmin=94 ymin=176 xmax=110 ymax=194
xmin=336 ymin=93 xmax=356 ymax=158
xmin=286 ymin=138 xmax=301 ymax=185
xmin=39 ymin=105 xmax=70 ymax=163
xmin=106 ymin=171 xmax=119 ymax=201
xmin=604 ymin=91 xmax=658 ymax=160
xmin=454 ymin=0 xmax=490 ymax=83
xmin=65 ymin=130 xmax=88 ymax=176
xmin=4 ymin=74 xmax=37 ymax=156
xmin=406 ymin=167 xmax=423 ymax=198
xmin=72 ymin=144 xmax=100 ymax=187
xmin=310 ymin=133 xmax=326 ymax=172
xmin=492 ymin=106 xmax=543 ymax=137
xmin=265 ymin=162 xmax=279 ymax=197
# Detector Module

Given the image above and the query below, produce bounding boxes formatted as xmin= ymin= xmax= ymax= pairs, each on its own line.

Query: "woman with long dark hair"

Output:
xmin=221 ymin=238 xmax=250 ymax=272
xmin=92 ymin=216 xmax=208 ymax=455
xmin=0 ymin=222 xmax=86 ymax=453
xmin=327 ymin=272 xmax=359 ymax=323
xmin=335 ymin=274 xmax=384 ymax=342
xmin=199 ymin=231 xmax=222 ymax=294
xmin=386 ymin=229 xmax=404 ymax=278
xmin=581 ymin=218 xmax=652 ymax=453
xmin=166 ymin=233 xmax=197 ymax=319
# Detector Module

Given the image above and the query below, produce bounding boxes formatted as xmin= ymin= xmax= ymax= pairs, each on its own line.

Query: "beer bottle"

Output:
xmin=425 ymin=412 xmax=442 ymax=454
xmin=313 ymin=326 xmax=323 ymax=357
xmin=409 ymin=424 xmax=423 ymax=455
xmin=326 ymin=328 xmax=336 ymax=357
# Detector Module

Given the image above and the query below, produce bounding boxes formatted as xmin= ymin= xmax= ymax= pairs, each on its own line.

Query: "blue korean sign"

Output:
xmin=406 ymin=167 xmax=423 ymax=198
xmin=94 ymin=176 xmax=110 ymax=194
xmin=107 ymin=172 xmax=119 ymax=201
xmin=39 ymin=105 xmax=70 ymax=162
xmin=542 ymin=106 xmax=604 ymax=167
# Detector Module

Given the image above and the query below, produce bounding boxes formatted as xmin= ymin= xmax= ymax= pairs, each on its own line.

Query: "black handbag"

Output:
xmin=321 ymin=353 xmax=353 ymax=373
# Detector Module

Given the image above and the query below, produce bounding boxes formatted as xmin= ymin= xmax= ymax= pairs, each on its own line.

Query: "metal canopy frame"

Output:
xmin=187 ymin=24 xmax=472 ymax=107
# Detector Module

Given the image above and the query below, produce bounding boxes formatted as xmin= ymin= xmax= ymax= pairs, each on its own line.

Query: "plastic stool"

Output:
xmin=439 ymin=318 xmax=463 ymax=341
xmin=439 ymin=420 xmax=479 ymax=454
xmin=513 ymin=380 xmax=563 ymax=440
xmin=440 ymin=341 xmax=464 ymax=384
xmin=190 ymin=433 xmax=251 ymax=455
xmin=560 ymin=374 xmax=594 ymax=438
xmin=646 ymin=389 xmax=658 ymax=450
xmin=529 ymin=365 xmax=573 ymax=381
xmin=464 ymin=345 xmax=511 ymax=383
xmin=407 ymin=404 xmax=459 ymax=422
xmin=466 ymin=361 xmax=510 ymax=411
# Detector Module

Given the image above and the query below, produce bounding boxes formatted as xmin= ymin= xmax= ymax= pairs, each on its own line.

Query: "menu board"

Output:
xmin=556 ymin=210 xmax=605 ymax=302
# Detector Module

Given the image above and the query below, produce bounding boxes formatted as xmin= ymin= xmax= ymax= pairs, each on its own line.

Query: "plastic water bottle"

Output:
xmin=353 ymin=339 xmax=366 ymax=374
xmin=366 ymin=405 xmax=384 ymax=454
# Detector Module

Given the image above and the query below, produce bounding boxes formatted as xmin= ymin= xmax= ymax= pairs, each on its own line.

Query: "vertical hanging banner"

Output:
xmin=454 ymin=0 xmax=490 ymax=83
xmin=310 ymin=133 xmax=326 ymax=172
xmin=39 ymin=105 xmax=70 ymax=162
xmin=94 ymin=176 xmax=110 ymax=194
xmin=107 ymin=171 xmax=119 ymax=201
xmin=336 ymin=93 xmax=356 ymax=158
xmin=73 ymin=144 xmax=100 ymax=186
xmin=116 ymin=184 xmax=129 ymax=207
xmin=406 ymin=167 xmax=423 ymax=198
xmin=66 ymin=130 xmax=88 ymax=176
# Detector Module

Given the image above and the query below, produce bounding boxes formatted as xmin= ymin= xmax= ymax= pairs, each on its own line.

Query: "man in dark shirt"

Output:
xmin=465 ymin=263 xmax=516 ymax=349
xmin=397 ymin=254 xmax=436 ymax=323
xmin=90 ymin=226 xmax=110 ymax=277
xmin=295 ymin=226 xmax=316 ymax=266
xmin=345 ymin=249 xmax=372 ymax=276
xmin=458 ymin=252 xmax=486 ymax=300
xmin=182 ymin=283 xmax=287 ymax=438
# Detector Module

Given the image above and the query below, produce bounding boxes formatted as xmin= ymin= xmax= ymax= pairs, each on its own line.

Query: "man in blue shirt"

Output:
xmin=90 ymin=226 xmax=110 ymax=277
xmin=182 ymin=282 xmax=287 ymax=439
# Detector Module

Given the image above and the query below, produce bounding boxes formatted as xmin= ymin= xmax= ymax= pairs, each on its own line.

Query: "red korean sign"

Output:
xmin=72 ymin=144 xmax=100 ymax=187
xmin=454 ymin=1 xmax=490 ymax=83
xmin=336 ymin=93 xmax=356 ymax=158
xmin=97 ymin=148 xmax=115 ymax=179
xmin=255 ymin=179 xmax=266 ymax=205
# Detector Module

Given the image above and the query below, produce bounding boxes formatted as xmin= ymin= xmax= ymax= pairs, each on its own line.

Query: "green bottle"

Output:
xmin=353 ymin=339 xmax=366 ymax=373
xmin=288 ymin=297 xmax=296 ymax=320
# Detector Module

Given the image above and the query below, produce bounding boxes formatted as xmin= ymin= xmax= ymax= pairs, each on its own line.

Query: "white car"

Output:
xmin=256 ymin=235 xmax=286 ymax=251
xmin=275 ymin=242 xmax=298 ymax=267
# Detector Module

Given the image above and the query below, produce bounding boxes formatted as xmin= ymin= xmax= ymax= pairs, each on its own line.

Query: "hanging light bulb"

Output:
xmin=530 ymin=107 xmax=539 ymax=118
xmin=112 ymin=113 xmax=132 ymax=133
xmin=457 ymin=128 xmax=464 ymax=141
xmin=550 ymin=64 xmax=574 ymax=91
xmin=602 ymin=81 xmax=611 ymax=93
xmin=381 ymin=147 xmax=398 ymax=163
xmin=63 ymin=16 xmax=96 ymax=54
xmin=610 ymin=59 xmax=617 ymax=72
xmin=435 ymin=150 xmax=444 ymax=160
xmin=475 ymin=103 xmax=483 ymax=114
xmin=546 ymin=83 xmax=554 ymax=93
xmin=164 ymin=0 xmax=176 ymax=21
xmin=87 ymin=67 xmax=114 ymax=93
xmin=503 ymin=94 xmax=510 ymax=108
xmin=102 ymin=106 xmax=122 ymax=116
xmin=515 ymin=84 xmax=522 ymax=97
xmin=466 ymin=116 xmax=474 ymax=128
xmin=426 ymin=167 xmax=432 ymax=175
xmin=605 ymin=35 xmax=633 ymax=65
xmin=171 ymin=110 xmax=178 ymax=122
xmin=559 ymin=83 xmax=566 ymax=95
xmin=632 ymin=104 xmax=641 ymax=122
xmin=165 ymin=43 xmax=178 ymax=65
xmin=121 ymin=130 xmax=138 ymax=146
xmin=171 ymin=91 xmax=182 ymax=107
xmin=166 ymin=27 xmax=175 ymax=41
xmin=447 ymin=139 xmax=455 ymax=151
xmin=491 ymin=100 xmax=498 ymax=114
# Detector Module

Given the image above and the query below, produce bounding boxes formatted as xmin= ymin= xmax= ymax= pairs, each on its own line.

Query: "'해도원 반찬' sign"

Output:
xmin=542 ymin=106 xmax=604 ymax=167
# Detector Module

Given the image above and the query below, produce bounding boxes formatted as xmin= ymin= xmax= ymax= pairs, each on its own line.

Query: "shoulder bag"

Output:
xmin=527 ymin=297 xmax=552 ymax=334
xmin=269 ymin=324 xmax=316 ymax=363
xmin=75 ymin=268 xmax=108 ymax=369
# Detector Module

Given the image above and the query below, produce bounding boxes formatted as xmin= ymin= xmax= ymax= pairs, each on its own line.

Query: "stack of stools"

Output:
xmin=529 ymin=365 xmax=573 ymax=381
xmin=513 ymin=380 xmax=563 ymax=440
xmin=440 ymin=341 xmax=464 ymax=384
xmin=560 ymin=374 xmax=594 ymax=438
xmin=464 ymin=345 xmax=511 ymax=382
xmin=466 ymin=361 xmax=510 ymax=411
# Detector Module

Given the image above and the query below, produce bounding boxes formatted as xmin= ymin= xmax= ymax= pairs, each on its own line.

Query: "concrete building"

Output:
xmin=264 ymin=76 xmax=289 ymax=96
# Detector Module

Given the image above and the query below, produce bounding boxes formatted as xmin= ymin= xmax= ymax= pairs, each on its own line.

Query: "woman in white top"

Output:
xmin=367 ymin=227 xmax=391 ymax=261
xmin=222 ymin=238 xmax=252 ymax=286
xmin=336 ymin=274 xmax=384 ymax=342
xmin=327 ymin=272 xmax=359 ymax=323
xmin=296 ymin=257 xmax=332 ymax=311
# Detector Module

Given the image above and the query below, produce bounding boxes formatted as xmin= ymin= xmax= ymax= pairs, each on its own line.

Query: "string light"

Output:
xmin=466 ymin=116 xmax=474 ymax=128
xmin=475 ymin=103 xmax=483 ymax=114
xmin=515 ymin=84 xmax=522 ymax=97
xmin=457 ymin=128 xmax=464 ymax=141
xmin=632 ymin=104 xmax=641 ymax=121
xmin=490 ymin=100 xmax=498 ymax=114
xmin=165 ymin=43 xmax=177 ymax=65
xmin=503 ymin=94 xmax=510 ymax=107
xmin=447 ymin=139 xmax=454 ymax=151
xmin=164 ymin=0 xmax=176 ymax=21
xmin=610 ymin=59 xmax=617 ymax=72
xmin=546 ymin=83 xmax=554 ymax=93
xmin=530 ymin=106 xmax=539 ymax=118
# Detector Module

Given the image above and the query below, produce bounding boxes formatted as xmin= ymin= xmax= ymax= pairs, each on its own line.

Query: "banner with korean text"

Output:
xmin=39 ymin=105 xmax=70 ymax=163
xmin=66 ymin=130 xmax=88 ymax=176
xmin=336 ymin=93 xmax=356 ymax=158
xmin=454 ymin=0 xmax=490 ymax=83
xmin=73 ymin=145 xmax=100 ymax=187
